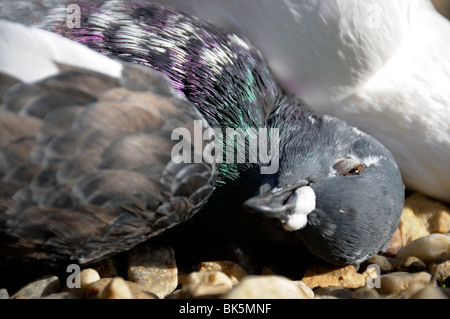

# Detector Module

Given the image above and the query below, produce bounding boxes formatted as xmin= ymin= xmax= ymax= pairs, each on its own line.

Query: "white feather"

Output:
xmin=0 ymin=19 xmax=123 ymax=83
xmin=157 ymin=0 xmax=450 ymax=202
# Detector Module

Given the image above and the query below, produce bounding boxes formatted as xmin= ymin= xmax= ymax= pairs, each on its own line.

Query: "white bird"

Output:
xmin=157 ymin=0 xmax=450 ymax=203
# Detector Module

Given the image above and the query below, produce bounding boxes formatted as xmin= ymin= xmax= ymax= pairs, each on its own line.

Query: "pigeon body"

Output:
xmin=0 ymin=2 xmax=404 ymax=279
xmin=144 ymin=0 xmax=450 ymax=203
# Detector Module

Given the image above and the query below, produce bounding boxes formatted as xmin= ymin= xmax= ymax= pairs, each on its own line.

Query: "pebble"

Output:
xmin=428 ymin=259 xmax=450 ymax=286
xmin=127 ymin=244 xmax=178 ymax=299
xmin=364 ymin=255 xmax=396 ymax=273
xmin=79 ymin=268 xmax=101 ymax=288
xmin=409 ymin=284 xmax=448 ymax=299
xmin=6 ymin=191 xmax=450 ymax=300
xmin=396 ymin=256 xmax=427 ymax=273
xmin=42 ymin=289 xmax=84 ymax=299
xmin=181 ymin=271 xmax=234 ymax=298
xmin=399 ymin=194 xmax=450 ymax=245
xmin=314 ymin=287 xmax=352 ymax=299
xmin=0 ymin=288 xmax=9 ymax=299
xmin=11 ymin=275 xmax=61 ymax=299
xmin=99 ymin=277 xmax=133 ymax=299
xmin=396 ymin=233 xmax=450 ymax=264
xmin=377 ymin=272 xmax=431 ymax=296
xmin=223 ymin=275 xmax=314 ymax=299
xmin=198 ymin=261 xmax=247 ymax=285
xmin=351 ymin=286 xmax=380 ymax=299
xmin=301 ymin=264 xmax=366 ymax=289
xmin=84 ymin=277 xmax=158 ymax=299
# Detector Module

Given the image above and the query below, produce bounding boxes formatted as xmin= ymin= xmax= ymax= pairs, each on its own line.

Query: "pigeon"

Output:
xmin=0 ymin=2 xmax=404 ymax=279
xmin=149 ymin=0 xmax=450 ymax=203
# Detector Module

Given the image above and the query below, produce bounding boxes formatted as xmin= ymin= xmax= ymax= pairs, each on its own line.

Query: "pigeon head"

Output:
xmin=244 ymin=97 xmax=405 ymax=266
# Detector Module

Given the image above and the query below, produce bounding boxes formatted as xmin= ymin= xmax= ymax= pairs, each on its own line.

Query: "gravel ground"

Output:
xmin=2 ymin=192 xmax=449 ymax=299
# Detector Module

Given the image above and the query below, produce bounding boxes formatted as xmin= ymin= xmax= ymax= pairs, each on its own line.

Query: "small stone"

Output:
xmin=364 ymin=255 xmax=395 ymax=273
xmin=314 ymin=295 xmax=338 ymax=299
xmin=396 ymin=233 xmax=450 ymax=264
xmin=429 ymin=259 xmax=450 ymax=286
xmin=42 ymin=289 xmax=84 ymax=299
xmin=399 ymin=194 xmax=450 ymax=245
xmin=182 ymin=271 xmax=233 ymax=298
xmin=402 ymin=282 xmax=432 ymax=299
xmin=99 ymin=277 xmax=132 ymax=299
xmin=198 ymin=261 xmax=247 ymax=285
xmin=397 ymin=256 xmax=427 ymax=273
xmin=314 ymin=287 xmax=352 ymax=299
xmin=377 ymin=272 xmax=431 ymax=296
xmin=301 ymin=264 xmax=366 ymax=289
xmin=127 ymin=244 xmax=177 ymax=299
xmin=79 ymin=268 xmax=101 ymax=288
xmin=295 ymin=280 xmax=315 ymax=299
xmin=223 ymin=275 xmax=314 ymax=299
xmin=409 ymin=284 xmax=448 ymax=299
xmin=84 ymin=277 xmax=157 ymax=299
xmin=351 ymin=286 xmax=380 ymax=299
xmin=84 ymin=278 xmax=116 ymax=299
xmin=0 ymin=288 xmax=9 ymax=299
xmin=12 ymin=275 xmax=61 ymax=299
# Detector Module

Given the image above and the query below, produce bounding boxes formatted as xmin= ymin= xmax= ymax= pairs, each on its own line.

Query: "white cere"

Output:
xmin=283 ymin=186 xmax=316 ymax=231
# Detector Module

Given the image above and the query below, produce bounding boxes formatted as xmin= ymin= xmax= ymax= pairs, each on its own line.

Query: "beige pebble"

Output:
xmin=198 ymin=261 xmax=247 ymax=285
xmin=223 ymin=275 xmax=314 ymax=299
xmin=399 ymin=194 xmax=450 ymax=245
xmin=182 ymin=271 xmax=233 ymax=297
xmin=301 ymin=264 xmax=366 ymax=289
xmin=429 ymin=259 xmax=450 ymax=285
xmin=79 ymin=268 xmax=101 ymax=288
xmin=84 ymin=278 xmax=121 ymax=299
xmin=99 ymin=277 xmax=132 ymax=299
xmin=377 ymin=272 xmax=431 ymax=295
xmin=127 ymin=245 xmax=177 ymax=299
xmin=84 ymin=277 xmax=157 ymax=299
xmin=409 ymin=284 xmax=448 ymax=299
xmin=365 ymin=255 xmax=395 ymax=273
xmin=396 ymin=233 xmax=450 ymax=264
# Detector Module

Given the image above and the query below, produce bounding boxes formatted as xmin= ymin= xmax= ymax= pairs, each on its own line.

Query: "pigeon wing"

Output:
xmin=0 ymin=24 xmax=218 ymax=266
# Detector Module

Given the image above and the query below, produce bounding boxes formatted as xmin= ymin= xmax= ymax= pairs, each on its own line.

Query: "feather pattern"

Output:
xmin=0 ymin=58 xmax=218 ymax=266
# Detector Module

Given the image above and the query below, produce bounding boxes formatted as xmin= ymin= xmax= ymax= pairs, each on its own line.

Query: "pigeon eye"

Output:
xmin=333 ymin=158 xmax=365 ymax=176
xmin=345 ymin=165 xmax=365 ymax=176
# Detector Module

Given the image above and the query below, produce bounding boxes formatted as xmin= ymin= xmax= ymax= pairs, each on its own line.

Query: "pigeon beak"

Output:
xmin=244 ymin=181 xmax=316 ymax=231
